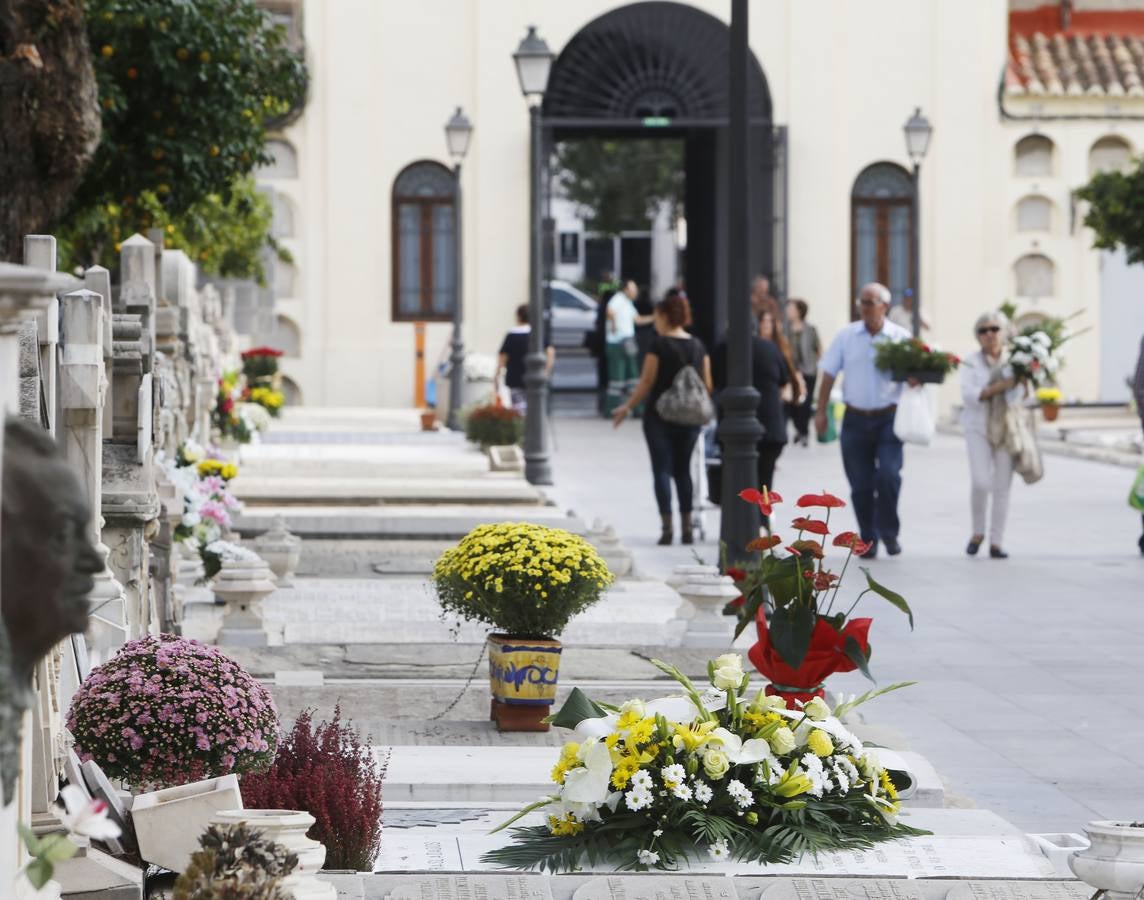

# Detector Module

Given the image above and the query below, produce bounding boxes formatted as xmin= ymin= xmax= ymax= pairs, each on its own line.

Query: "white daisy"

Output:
xmin=661 ymin=763 xmax=686 ymax=786
xmin=726 ymin=779 xmax=753 ymax=808
xmin=625 ymin=786 xmax=653 ymax=811
xmin=693 ymin=781 xmax=713 ymax=805
xmin=708 ymin=839 xmax=731 ymax=861
xmin=637 ymin=849 xmax=660 ymax=866
xmin=630 ymin=769 xmax=654 ymax=790
xmin=671 ymin=782 xmax=693 ymax=801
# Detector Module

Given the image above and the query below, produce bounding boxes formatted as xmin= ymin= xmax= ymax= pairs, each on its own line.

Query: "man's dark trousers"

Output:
xmin=839 ymin=408 xmax=903 ymax=543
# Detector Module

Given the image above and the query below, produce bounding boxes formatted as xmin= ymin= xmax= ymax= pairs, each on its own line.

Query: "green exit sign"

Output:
xmin=642 ymin=116 xmax=671 ymax=127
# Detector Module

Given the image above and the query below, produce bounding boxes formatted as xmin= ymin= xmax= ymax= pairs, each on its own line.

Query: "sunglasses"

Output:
xmin=977 ymin=326 xmax=1001 ymax=335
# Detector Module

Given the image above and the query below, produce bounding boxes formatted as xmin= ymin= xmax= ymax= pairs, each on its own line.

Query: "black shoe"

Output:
xmin=967 ymin=537 xmax=983 ymax=556
xmin=883 ymin=537 xmax=902 ymax=556
xmin=989 ymin=545 xmax=1008 ymax=559
xmin=860 ymin=540 xmax=878 ymax=560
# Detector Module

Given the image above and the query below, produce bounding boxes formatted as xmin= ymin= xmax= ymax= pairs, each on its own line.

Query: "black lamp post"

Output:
xmin=513 ymin=25 xmax=555 ymax=485
xmin=444 ymin=106 xmax=473 ymax=430
xmin=903 ymin=107 xmax=933 ymax=338
xmin=719 ymin=0 xmax=764 ymax=558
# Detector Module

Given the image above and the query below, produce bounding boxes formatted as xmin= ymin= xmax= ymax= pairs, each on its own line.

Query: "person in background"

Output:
xmin=959 ymin=311 xmax=1022 ymax=559
xmin=634 ymin=285 xmax=656 ymax=370
xmin=493 ymin=304 xmax=553 ymax=414
xmin=888 ymin=289 xmax=930 ymax=333
xmin=613 ymin=292 xmax=713 ymax=546
xmin=588 ymin=273 xmax=618 ymax=416
xmin=605 ymin=279 xmax=641 ymax=415
xmin=750 ymin=275 xmax=772 ymax=323
xmin=785 ymin=298 xmax=821 ymax=447
xmin=760 ymin=297 xmax=804 ymax=440
xmin=1133 ymin=333 xmax=1144 ymax=555
xmin=713 ymin=304 xmax=789 ymax=516
xmin=815 ymin=282 xmax=912 ymax=559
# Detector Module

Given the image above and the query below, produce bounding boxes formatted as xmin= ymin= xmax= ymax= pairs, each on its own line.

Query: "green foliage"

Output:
xmin=19 ymin=825 xmax=78 ymax=890
xmin=463 ymin=404 xmax=524 ymax=448
xmin=1077 ymin=159 xmax=1144 ymax=264
xmin=57 ymin=177 xmax=287 ymax=281
xmin=79 ymin=0 xmax=306 ymax=217
xmin=873 ymin=338 xmax=960 ymax=377
xmin=554 ymin=139 xmax=684 ymax=237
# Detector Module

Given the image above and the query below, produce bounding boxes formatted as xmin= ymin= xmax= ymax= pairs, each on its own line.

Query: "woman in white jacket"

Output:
xmin=960 ymin=312 xmax=1023 ymax=558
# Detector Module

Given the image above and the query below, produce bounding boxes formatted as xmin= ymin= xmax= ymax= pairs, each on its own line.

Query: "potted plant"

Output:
xmin=173 ymin=822 xmax=298 ymax=899
xmin=241 ymin=346 xmax=284 ymax=388
xmin=463 ymin=402 xmax=523 ymax=449
xmin=1036 ymin=386 xmax=1063 ymax=422
xmin=725 ymin=488 xmax=914 ymax=704
xmin=432 ymin=523 xmax=614 ymax=731
xmin=1069 ymin=820 xmax=1144 ymax=899
xmin=874 ymin=338 xmax=960 ymax=384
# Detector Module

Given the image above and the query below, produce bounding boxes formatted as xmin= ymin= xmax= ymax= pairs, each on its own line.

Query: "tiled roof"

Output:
xmin=1007 ymin=7 xmax=1144 ymax=97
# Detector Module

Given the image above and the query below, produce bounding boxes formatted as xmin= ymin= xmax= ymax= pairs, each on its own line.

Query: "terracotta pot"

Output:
xmin=1041 ymin=403 xmax=1060 ymax=422
xmin=420 ymin=410 xmax=438 ymax=431
xmin=1069 ymin=820 xmax=1144 ymax=899
xmin=486 ymin=634 xmax=562 ymax=732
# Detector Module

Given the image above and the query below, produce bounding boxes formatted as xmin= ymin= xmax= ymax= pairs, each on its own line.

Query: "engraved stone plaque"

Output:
xmin=367 ymin=874 xmax=554 ymax=900
xmin=752 ymin=878 xmax=941 ymax=899
xmin=571 ymin=876 xmax=738 ymax=900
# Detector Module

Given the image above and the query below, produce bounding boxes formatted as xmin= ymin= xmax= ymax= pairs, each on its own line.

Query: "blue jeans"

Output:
xmin=642 ymin=415 xmax=701 ymax=515
xmin=840 ymin=409 xmax=903 ymax=543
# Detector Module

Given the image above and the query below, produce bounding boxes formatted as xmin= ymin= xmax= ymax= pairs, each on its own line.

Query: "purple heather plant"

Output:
xmin=67 ymin=634 xmax=279 ymax=791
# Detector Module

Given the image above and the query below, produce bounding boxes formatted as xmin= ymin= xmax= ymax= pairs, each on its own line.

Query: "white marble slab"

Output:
xmin=231 ymin=475 xmax=543 ymax=504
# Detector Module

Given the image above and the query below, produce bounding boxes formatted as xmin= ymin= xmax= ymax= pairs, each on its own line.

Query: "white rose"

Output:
xmin=768 ymin=726 xmax=796 ymax=756
xmin=802 ymin=696 xmax=831 ymax=721
xmin=858 ymin=750 xmax=880 ymax=779
xmin=619 ymin=699 xmax=646 ymax=720
xmin=702 ymin=749 xmax=730 ymax=780
xmin=712 ymin=653 xmax=745 ymax=690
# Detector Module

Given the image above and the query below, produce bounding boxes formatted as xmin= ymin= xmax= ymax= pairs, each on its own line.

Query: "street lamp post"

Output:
xmin=719 ymin=0 xmax=763 ymax=557
xmin=444 ymin=106 xmax=473 ymax=430
xmin=903 ymin=107 xmax=933 ymax=339
xmin=513 ymin=25 xmax=555 ymax=485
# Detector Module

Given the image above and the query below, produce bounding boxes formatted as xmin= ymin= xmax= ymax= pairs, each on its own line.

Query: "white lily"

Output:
xmin=704 ymin=727 xmax=773 ymax=765
xmin=561 ymin=740 xmax=614 ymax=804
xmin=573 ymin=694 xmax=711 ymax=740
xmin=57 ymin=785 xmax=121 ymax=842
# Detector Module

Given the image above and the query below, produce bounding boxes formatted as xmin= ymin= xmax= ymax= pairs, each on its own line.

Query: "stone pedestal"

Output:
xmin=668 ymin=565 xmax=741 ymax=648
xmin=586 ymin=519 xmax=633 ymax=578
xmin=213 ymin=809 xmax=336 ymax=900
xmin=213 ymin=556 xmax=277 ymax=646
xmin=253 ymin=516 xmax=303 ymax=587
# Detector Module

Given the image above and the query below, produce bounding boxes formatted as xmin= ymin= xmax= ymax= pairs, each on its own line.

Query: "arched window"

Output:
xmin=260 ymin=139 xmax=298 ymax=178
xmin=280 ymin=375 xmax=302 ymax=406
xmin=271 ymin=192 xmax=295 ymax=238
xmin=391 ymin=161 xmax=456 ymax=321
xmin=272 ymin=314 xmax=301 ymax=357
xmin=1015 ymin=195 xmax=1053 ymax=232
xmin=1088 ymin=135 xmax=1132 ymax=176
xmin=275 ymin=259 xmax=296 ymax=298
xmin=1014 ymin=135 xmax=1054 ymax=177
xmin=851 ymin=162 xmax=913 ymax=316
xmin=1014 ymin=254 xmax=1055 ymax=299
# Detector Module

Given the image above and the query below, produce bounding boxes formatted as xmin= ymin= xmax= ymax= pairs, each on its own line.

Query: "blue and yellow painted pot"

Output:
xmin=487 ymin=634 xmax=562 ymax=708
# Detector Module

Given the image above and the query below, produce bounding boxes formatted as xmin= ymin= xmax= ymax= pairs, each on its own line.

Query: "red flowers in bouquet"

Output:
xmin=724 ymin=486 xmax=913 ymax=692
xmin=241 ymin=347 xmax=284 ymax=359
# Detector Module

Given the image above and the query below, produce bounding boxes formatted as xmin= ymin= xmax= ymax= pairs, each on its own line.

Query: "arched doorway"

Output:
xmin=541 ymin=2 xmax=777 ymax=350
xmin=850 ymin=162 xmax=914 ymax=317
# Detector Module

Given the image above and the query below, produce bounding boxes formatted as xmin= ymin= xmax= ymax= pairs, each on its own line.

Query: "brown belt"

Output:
xmin=845 ymin=404 xmax=897 ymax=417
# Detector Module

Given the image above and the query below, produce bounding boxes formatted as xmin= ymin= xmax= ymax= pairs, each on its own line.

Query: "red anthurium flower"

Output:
xmin=791 ymin=516 xmax=830 ymax=536
xmin=832 ymin=531 xmax=872 ymax=556
xmin=728 ymin=596 xmax=745 ymax=609
xmin=726 ymin=567 xmax=748 ymax=583
xmin=747 ymin=535 xmax=782 ymax=552
xmin=789 ymin=539 xmax=825 ymax=559
xmin=784 ymin=545 xmax=802 ymax=557
xmin=813 ymin=570 xmax=840 ymax=591
xmin=740 ymin=487 xmax=783 ymax=516
xmin=797 ymin=492 xmax=846 ymax=509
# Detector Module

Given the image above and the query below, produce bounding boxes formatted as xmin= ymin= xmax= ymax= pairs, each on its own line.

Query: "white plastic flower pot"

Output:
xmin=213 ymin=809 xmax=336 ymax=899
xmin=130 ymin=774 xmax=243 ymax=874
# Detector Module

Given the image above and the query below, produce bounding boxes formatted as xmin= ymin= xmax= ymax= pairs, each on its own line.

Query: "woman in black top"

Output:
xmin=613 ymin=292 xmax=713 ymax=545
xmin=713 ymin=306 xmax=790 ymax=513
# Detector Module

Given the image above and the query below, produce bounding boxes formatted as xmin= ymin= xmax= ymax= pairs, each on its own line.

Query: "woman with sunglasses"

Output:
xmin=960 ymin=311 xmax=1023 ymax=558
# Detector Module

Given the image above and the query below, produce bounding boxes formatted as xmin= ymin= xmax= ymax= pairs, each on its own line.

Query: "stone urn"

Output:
xmin=213 ymin=555 xmax=277 ymax=646
xmin=254 ymin=516 xmax=303 ymax=587
xmin=668 ymin=564 xmax=741 ymax=648
xmin=1069 ymin=820 xmax=1144 ymax=899
xmin=213 ymin=809 xmax=335 ymax=900
xmin=587 ymin=519 xmax=632 ymax=578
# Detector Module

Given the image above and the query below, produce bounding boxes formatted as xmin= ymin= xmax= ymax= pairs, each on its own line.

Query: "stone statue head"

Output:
xmin=1 ymin=415 xmax=101 ymax=688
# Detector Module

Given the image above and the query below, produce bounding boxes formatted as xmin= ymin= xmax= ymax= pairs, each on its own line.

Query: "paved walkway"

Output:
xmin=546 ymin=414 xmax=1144 ymax=832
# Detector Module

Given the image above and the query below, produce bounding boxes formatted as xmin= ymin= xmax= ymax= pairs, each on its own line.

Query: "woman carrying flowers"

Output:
xmin=959 ymin=311 xmax=1025 ymax=559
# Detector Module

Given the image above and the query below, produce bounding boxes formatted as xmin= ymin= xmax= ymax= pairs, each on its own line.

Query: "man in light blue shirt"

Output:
xmin=605 ymin=279 xmax=641 ymax=414
xmin=815 ymin=283 xmax=912 ymax=558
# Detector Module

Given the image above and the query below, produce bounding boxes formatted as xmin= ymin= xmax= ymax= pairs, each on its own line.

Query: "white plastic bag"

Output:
xmin=893 ymin=385 xmax=935 ymax=445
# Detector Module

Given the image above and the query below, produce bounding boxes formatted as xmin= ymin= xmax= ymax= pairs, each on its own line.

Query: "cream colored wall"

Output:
xmin=284 ymin=0 xmax=1126 ymax=408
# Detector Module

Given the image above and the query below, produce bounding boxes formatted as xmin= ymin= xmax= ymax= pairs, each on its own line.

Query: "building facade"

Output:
xmin=261 ymin=0 xmax=1144 ymax=408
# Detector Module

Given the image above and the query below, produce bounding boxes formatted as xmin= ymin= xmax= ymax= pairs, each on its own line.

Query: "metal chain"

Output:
xmin=429 ymin=642 xmax=487 ymax=721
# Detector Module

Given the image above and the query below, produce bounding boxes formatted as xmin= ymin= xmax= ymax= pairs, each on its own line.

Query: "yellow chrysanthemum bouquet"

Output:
xmin=432 ymin=523 xmax=613 ymax=639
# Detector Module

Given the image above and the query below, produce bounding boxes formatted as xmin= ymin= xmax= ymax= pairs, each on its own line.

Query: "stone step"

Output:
xmin=233 ymin=504 xmax=586 ymax=539
xmin=239 ymin=442 xmax=491 ymax=479
xmin=377 ymin=744 xmax=944 ymax=806
xmin=231 ymin=475 xmax=545 ymax=506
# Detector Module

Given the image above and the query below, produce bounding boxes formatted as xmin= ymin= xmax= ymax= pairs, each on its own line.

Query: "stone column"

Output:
xmin=59 ymin=288 xmax=128 ymax=667
xmin=23 ymin=236 xmax=60 ymax=436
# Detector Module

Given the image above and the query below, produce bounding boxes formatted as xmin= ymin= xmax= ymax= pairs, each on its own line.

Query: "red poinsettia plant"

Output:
xmin=725 ymin=487 xmax=914 ymax=699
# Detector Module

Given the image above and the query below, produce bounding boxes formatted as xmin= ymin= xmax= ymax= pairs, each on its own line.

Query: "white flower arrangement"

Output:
xmin=238 ymin=401 xmax=272 ymax=433
xmin=204 ymin=540 xmax=261 ymax=563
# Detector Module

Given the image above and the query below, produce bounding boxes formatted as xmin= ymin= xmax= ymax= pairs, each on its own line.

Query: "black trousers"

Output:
xmin=642 ymin=414 xmax=701 ymax=515
xmin=785 ymin=372 xmax=817 ymax=439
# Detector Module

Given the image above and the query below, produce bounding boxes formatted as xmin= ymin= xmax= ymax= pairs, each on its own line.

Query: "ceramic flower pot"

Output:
xmin=487 ymin=634 xmax=562 ymax=732
xmin=1069 ymin=820 xmax=1144 ymax=899
xmin=213 ymin=809 xmax=336 ymax=899
xmin=420 ymin=410 xmax=438 ymax=431
xmin=131 ymin=774 xmax=243 ymax=874
xmin=1041 ymin=403 xmax=1060 ymax=422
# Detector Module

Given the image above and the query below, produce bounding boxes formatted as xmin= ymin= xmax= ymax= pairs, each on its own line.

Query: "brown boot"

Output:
xmin=657 ymin=514 xmax=673 ymax=545
xmin=680 ymin=512 xmax=694 ymax=545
